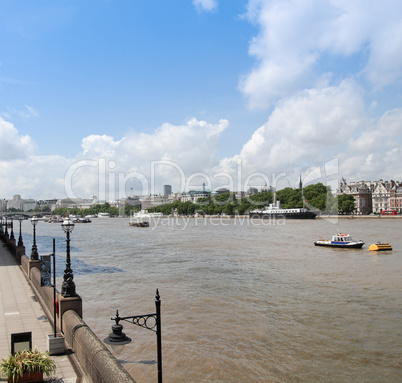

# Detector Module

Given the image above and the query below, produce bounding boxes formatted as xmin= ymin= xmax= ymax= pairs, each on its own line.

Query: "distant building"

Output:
xmin=261 ymin=185 xmax=274 ymax=193
xmin=371 ymin=180 xmax=392 ymax=213
xmin=247 ymin=187 xmax=258 ymax=195
xmin=163 ymin=185 xmax=172 ymax=197
xmin=7 ymin=195 xmax=36 ymax=212
xmin=338 ymin=178 xmax=372 ymax=214
xmin=141 ymin=195 xmax=167 ymax=210
xmin=338 ymin=178 xmax=402 ymax=214
xmin=0 ymin=199 xmax=7 ymax=211
xmin=215 ymin=188 xmax=230 ymax=195
xmin=122 ymin=196 xmax=141 ymax=207
xmin=54 ymin=197 xmax=96 ymax=210
xmin=181 ymin=190 xmax=211 ymax=203
xmin=389 ymin=183 xmax=402 ymax=213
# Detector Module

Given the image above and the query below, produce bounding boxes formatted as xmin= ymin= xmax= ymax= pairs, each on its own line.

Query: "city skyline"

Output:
xmin=1 ymin=0 xmax=402 ymax=200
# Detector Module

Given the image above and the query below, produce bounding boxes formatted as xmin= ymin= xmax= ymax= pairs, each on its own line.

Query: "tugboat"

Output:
xmin=368 ymin=242 xmax=392 ymax=251
xmin=314 ymin=234 xmax=364 ymax=248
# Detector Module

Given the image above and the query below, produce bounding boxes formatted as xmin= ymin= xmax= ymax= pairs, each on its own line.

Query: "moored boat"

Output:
xmin=97 ymin=212 xmax=111 ymax=218
xmin=369 ymin=242 xmax=392 ymax=251
xmin=314 ymin=234 xmax=364 ymax=248
xmin=250 ymin=201 xmax=316 ymax=219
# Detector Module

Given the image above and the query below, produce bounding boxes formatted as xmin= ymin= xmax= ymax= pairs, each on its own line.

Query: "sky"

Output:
xmin=1 ymin=0 xmax=402 ymax=201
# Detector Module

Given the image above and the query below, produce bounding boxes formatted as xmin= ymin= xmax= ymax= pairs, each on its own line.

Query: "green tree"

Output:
xmin=337 ymin=194 xmax=355 ymax=214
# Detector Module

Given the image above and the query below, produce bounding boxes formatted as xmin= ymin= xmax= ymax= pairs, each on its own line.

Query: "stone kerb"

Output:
xmin=16 ymin=245 xmax=25 ymax=263
xmin=63 ymin=310 xmax=136 ymax=383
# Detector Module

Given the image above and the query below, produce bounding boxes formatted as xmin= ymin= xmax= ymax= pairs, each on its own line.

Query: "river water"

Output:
xmin=23 ymin=216 xmax=401 ymax=383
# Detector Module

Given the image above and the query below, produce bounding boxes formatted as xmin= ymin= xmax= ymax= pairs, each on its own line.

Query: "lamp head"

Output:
xmin=104 ymin=323 xmax=132 ymax=349
xmin=61 ymin=215 xmax=75 ymax=233
xmin=31 ymin=215 xmax=38 ymax=226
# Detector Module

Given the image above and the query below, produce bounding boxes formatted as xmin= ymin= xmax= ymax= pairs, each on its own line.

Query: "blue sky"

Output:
xmin=1 ymin=0 xmax=402 ymax=200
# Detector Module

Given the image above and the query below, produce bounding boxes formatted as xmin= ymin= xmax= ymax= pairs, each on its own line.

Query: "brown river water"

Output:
xmin=26 ymin=216 xmax=401 ymax=382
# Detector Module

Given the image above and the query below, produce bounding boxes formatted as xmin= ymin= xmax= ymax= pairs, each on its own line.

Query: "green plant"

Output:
xmin=0 ymin=348 xmax=56 ymax=382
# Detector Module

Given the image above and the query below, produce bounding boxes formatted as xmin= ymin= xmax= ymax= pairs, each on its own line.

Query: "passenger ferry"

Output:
xmin=250 ymin=201 xmax=316 ymax=219
xmin=314 ymin=234 xmax=364 ymax=248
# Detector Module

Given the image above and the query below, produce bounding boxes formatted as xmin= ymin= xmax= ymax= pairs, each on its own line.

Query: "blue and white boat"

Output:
xmin=314 ymin=234 xmax=364 ymax=248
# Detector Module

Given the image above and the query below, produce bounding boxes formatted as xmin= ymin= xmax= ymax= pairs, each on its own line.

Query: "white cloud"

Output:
xmin=0 ymin=117 xmax=34 ymax=160
xmin=193 ymin=0 xmax=217 ymax=12
xmin=0 ymin=117 xmax=230 ymax=200
xmin=220 ymin=80 xmax=365 ymax=179
xmin=67 ymin=118 xmax=229 ymax=198
xmin=241 ymin=0 xmax=402 ymax=108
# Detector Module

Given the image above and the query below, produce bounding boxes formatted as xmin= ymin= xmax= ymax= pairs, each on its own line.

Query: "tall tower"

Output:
xmin=163 ymin=185 xmax=172 ymax=197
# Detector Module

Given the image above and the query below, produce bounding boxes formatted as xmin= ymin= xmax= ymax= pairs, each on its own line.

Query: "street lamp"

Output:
xmin=61 ymin=215 xmax=76 ymax=297
xmin=9 ymin=217 xmax=15 ymax=241
xmin=18 ymin=216 xmax=24 ymax=247
xmin=30 ymin=215 xmax=39 ymax=260
xmin=104 ymin=289 xmax=162 ymax=383
xmin=5 ymin=216 xmax=9 ymax=239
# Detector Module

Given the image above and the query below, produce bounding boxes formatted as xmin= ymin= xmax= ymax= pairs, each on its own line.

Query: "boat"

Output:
xmin=250 ymin=200 xmax=316 ymax=219
xmin=128 ymin=210 xmax=163 ymax=227
xmin=73 ymin=217 xmax=91 ymax=223
xmin=369 ymin=242 xmax=392 ymax=251
xmin=129 ymin=211 xmax=150 ymax=227
xmin=133 ymin=210 xmax=163 ymax=218
xmin=129 ymin=220 xmax=150 ymax=227
xmin=97 ymin=212 xmax=111 ymax=218
xmin=314 ymin=234 xmax=364 ymax=248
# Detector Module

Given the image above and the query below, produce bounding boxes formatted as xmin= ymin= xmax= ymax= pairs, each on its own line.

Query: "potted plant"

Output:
xmin=0 ymin=348 xmax=56 ymax=383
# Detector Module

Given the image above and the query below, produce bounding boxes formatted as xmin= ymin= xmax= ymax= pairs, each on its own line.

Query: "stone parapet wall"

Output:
xmin=63 ymin=310 xmax=135 ymax=383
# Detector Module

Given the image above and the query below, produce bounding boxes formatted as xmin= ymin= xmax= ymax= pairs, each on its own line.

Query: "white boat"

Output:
xmin=128 ymin=210 xmax=163 ymax=227
xmin=314 ymin=234 xmax=364 ymax=248
xmin=97 ymin=212 xmax=111 ymax=218
xmin=133 ymin=210 xmax=163 ymax=218
xmin=250 ymin=201 xmax=316 ymax=219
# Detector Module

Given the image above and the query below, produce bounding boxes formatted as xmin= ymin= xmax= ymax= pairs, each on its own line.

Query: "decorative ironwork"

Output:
xmin=105 ymin=289 xmax=162 ymax=383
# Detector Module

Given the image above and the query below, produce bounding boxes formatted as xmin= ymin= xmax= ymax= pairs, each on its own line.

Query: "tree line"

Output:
xmin=148 ymin=183 xmax=356 ymax=215
xmin=6 ymin=182 xmax=356 ymax=216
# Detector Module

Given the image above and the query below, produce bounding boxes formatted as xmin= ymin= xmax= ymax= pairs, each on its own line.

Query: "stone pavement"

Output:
xmin=0 ymin=243 xmax=87 ymax=382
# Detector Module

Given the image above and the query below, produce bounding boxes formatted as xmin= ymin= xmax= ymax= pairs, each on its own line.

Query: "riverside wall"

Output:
xmin=0 ymin=235 xmax=136 ymax=383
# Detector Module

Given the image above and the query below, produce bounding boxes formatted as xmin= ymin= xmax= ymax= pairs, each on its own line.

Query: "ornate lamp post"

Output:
xmin=30 ymin=215 xmax=39 ymax=260
xmin=61 ymin=215 xmax=76 ymax=297
xmin=9 ymin=217 xmax=15 ymax=241
xmin=5 ymin=217 xmax=9 ymax=240
xmin=104 ymin=289 xmax=162 ymax=383
xmin=18 ymin=216 xmax=24 ymax=247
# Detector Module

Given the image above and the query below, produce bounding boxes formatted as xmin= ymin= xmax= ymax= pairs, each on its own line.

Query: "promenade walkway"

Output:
xmin=0 ymin=243 xmax=87 ymax=382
